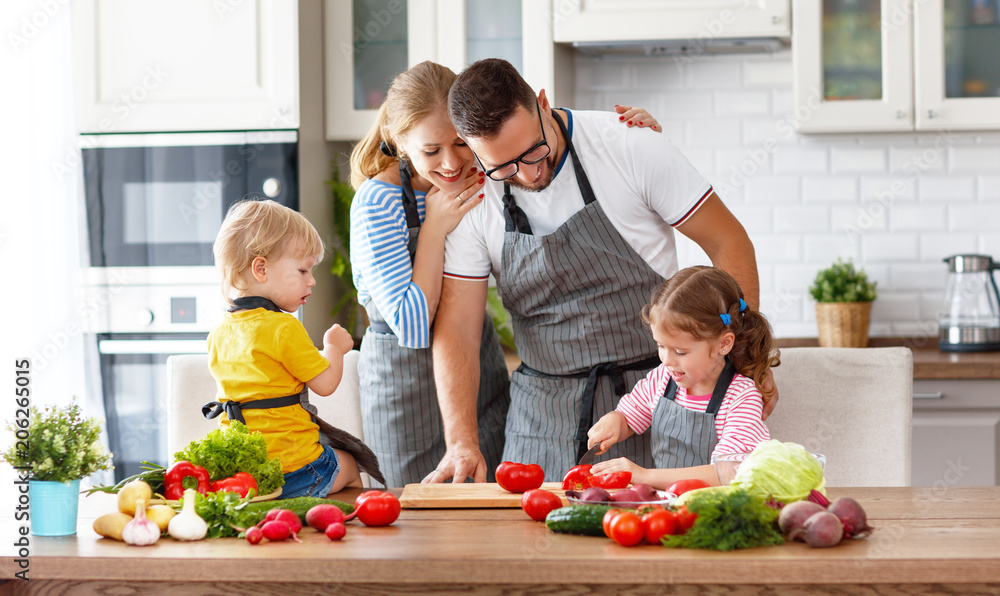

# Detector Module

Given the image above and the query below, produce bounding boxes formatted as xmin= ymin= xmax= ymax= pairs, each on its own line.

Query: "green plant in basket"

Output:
xmin=1 ymin=398 xmax=113 ymax=483
xmin=809 ymin=259 xmax=877 ymax=303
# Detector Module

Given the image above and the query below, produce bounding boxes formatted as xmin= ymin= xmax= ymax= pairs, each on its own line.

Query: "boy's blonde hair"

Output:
xmin=213 ymin=199 xmax=325 ymax=302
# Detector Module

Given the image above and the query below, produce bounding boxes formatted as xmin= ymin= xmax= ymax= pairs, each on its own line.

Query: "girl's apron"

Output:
xmin=650 ymin=362 xmax=736 ymax=468
xmin=497 ymin=110 xmax=662 ymax=479
xmin=359 ymin=162 xmax=510 ymax=487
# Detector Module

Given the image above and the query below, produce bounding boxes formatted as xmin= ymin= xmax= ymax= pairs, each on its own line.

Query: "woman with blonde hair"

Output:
xmin=350 ymin=60 xmax=660 ymax=486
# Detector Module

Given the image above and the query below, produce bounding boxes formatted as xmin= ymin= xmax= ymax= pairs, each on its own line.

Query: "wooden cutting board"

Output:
xmin=399 ymin=482 xmax=567 ymax=508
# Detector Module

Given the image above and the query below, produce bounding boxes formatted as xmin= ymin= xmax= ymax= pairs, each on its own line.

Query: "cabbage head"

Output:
xmin=731 ymin=440 xmax=826 ymax=503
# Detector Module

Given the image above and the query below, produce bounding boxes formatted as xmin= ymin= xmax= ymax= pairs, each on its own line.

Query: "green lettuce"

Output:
xmin=173 ymin=421 xmax=284 ymax=496
xmin=731 ymin=440 xmax=826 ymax=504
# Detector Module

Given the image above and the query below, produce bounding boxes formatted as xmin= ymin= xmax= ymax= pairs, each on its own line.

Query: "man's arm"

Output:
xmin=676 ymin=193 xmax=779 ymax=419
xmin=422 ymin=276 xmax=490 ymax=483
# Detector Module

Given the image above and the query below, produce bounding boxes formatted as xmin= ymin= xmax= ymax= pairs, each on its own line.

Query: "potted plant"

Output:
xmin=327 ymin=163 xmax=367 ymax=341
xmin=2 ymin=398 xmax=113 ymax=535
xmin=809 ymin=258 xmax=878 ymax=348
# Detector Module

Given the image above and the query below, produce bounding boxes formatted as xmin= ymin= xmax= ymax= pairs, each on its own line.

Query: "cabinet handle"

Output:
xmin=913 ymin=392 xmax=944 ymax=399
xmin=926 ymin=110 xmax=936 ymax=119
xmin=896 ymin=110 xmax=907 ymax=119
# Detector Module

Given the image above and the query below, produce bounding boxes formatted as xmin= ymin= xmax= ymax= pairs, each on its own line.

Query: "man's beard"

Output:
xmin=504 ymin=152 xmax=558 ymax=193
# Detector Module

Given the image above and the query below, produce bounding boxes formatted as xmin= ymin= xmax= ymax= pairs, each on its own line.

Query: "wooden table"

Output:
xmin=2 ymin=487 xmax=1000 ymax=595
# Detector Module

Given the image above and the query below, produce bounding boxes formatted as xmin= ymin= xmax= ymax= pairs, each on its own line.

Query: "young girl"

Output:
xmin=207 ymin=199 xmax=376 ymax=497
xmin=349 ymin=60 xmax=662 ymax=486
xmin=587 ymin=266 xmax=780 ymax=489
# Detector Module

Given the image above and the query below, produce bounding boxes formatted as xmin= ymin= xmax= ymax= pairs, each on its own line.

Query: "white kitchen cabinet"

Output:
xmin=552 ymin=0 xmax=790 ymax=43
xmin=324 ymin=0 xmax=571 ymax=140
xmin=73 ymin=0 xmax=298 ymax=133
xmin=793 ymin=0 xmax=1000 ymax=133
xmin=911 ymin=380 xmax=1000 ymax=487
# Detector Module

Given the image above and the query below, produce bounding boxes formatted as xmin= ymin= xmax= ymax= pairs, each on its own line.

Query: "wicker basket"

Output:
xmin=815 ymin=302 xmax=872 ymax=348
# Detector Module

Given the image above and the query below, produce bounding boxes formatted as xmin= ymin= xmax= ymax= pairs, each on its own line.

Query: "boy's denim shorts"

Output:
xmin=281 ymin=444 xmax=340 ymax=498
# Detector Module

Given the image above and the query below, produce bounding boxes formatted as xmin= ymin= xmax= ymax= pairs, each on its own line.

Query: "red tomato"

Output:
xmin=673 ymin=505 xmax=697 ymax=534
xmin=520 ymin=489 xmax=563 ymax=521
xmin=353 ymin=491 xmax=401 ymax=527
xmin=602 ymin=508 xmax=624 ymax=538
xmin=666 ymin=479 xmax=711 ymax=496
xmin=587 ymin=471 xmax=632 ymax=490
xmin=561 ymin=464 xmax=594 ymax=491
xmin=495 ymin=461 xmax=545 ymax=493
xmin=608 ymin=511 xmax=644 ymax=547
xmin=642 ymin=509 xmax=680 ymax=544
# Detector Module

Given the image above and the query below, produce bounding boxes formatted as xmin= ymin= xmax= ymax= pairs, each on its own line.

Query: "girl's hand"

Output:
xmin=590 ymin=457 xmax=650 ymax=485
xmin=324 ymin=324 xmax=354 ymax=356
xmin=587 ymin=411 xmax=625 ymax=454
xmin=614 ymin=105 xmax=661 ymax=132
xmin=423 ymin=168 xmax=486 ymax=235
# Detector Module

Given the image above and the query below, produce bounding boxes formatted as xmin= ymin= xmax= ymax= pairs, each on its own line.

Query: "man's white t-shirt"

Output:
xmin=443 ymin=109 xmax=714 ymax=280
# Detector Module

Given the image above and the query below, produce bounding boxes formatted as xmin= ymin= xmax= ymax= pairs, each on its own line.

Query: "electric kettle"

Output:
xmin=939 ymin=254 xmax=1000 ymax=352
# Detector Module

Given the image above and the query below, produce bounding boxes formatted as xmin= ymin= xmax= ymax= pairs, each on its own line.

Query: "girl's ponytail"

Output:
xmin=728 ymin=307 xmax=780 ymax=400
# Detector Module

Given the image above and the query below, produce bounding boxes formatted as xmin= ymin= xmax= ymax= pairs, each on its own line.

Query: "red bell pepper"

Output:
xmin=164 ymin=460 xmax=211 ymax=501
xmin=561 ymin=464 xmax=594 ymax=490
xmin=588 ymin=471 xmax=632 ymax=490
xmin=495 ymin=461 xmax=545 ymax=493
xmin=210 ymin=472 xmax=258 ymax=498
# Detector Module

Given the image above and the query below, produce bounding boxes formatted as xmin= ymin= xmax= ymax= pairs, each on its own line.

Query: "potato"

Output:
xmin=117 ymin=479 xmax=153 ymax=515
xmin=145 ymin=504 xmax=176 ymax=532
xmin=93 ymin=512 xmax=133 ymax=541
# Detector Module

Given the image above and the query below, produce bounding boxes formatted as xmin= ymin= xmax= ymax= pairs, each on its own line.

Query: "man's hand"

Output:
xmin=421 ymin=445 xmax=489 ymax=484
xmin=760 ymin=368 xmax=779 ymax=420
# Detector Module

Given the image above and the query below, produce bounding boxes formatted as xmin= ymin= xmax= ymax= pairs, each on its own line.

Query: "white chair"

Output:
xmin=165 ymin=350 xmax=369 ymax=487
xmin=765 ymin=347 xmax=913 ymax=487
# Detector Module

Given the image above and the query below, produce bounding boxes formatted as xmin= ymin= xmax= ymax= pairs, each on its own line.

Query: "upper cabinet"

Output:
xmin=793 ymin=0 xmax=1000 ymax=133
xmin=73 ymin=0 xmax=298 ymax=133
xmin=552 ymin=0 xmax=790 ymax=43
xmin=324 ymin=0 xmax=571 ymax=140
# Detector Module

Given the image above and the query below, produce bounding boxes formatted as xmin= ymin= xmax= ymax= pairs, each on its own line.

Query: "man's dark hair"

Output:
xmin=448 ymin=58 xmax=537 ymax=140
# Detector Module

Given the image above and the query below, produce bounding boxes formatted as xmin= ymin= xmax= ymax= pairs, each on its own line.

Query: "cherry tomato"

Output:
xmin=673 ymin=505 xmax=697 ymax=534
xmin=602 ymin=508 xmax=624 ymax=538
xmin=587 ymin=471 xmax=632 ymax=490
xmin=520 ymin=489 xmax=563 ymax=521
xmin=496 ymin=461 xmax=545 ymax=493
xmin=353 ymin=491 xmax=401 ymax=527
xmin=561 ymin=464 xmax=593 ymax=491
xmin=608 ymin=511 xmax=644 ymax=547
xmin=666 ymin=479 xmax=711 ymax=496
xmin=642 ymin=509 xmax=680 ymax=544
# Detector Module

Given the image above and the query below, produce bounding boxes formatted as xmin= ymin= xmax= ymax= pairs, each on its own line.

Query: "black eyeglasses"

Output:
xmin=475 ymin=101 xmax=551 ymax=181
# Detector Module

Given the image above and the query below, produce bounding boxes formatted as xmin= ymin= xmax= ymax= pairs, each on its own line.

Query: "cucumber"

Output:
xmin=545 ymin=505 xmax=612 ymax=536
xmin=233 ymin=497 xmax=354 ymax=527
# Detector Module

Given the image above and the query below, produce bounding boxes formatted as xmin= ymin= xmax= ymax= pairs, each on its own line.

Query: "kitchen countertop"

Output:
xmin=4 ymin=487 xmax=1000 ymax=594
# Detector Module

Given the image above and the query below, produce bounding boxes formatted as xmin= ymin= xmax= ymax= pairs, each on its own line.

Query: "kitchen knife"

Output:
xmin=577 ymin=444 xmax=600 ymax=466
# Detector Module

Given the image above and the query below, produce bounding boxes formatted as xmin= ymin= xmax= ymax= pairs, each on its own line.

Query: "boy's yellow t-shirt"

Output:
xmin=207 ymin=309 xmax=330 ymax=473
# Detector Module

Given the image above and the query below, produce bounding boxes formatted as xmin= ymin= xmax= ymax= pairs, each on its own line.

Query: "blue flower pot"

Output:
xmin=29 ymin=479 xmax=81 ymax=536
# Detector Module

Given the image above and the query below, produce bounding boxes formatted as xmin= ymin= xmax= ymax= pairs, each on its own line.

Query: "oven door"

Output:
xmin=82 ymin=131 xmax=297 ymax=268
xmin=97 ymin=334 xmax=208 ymax=482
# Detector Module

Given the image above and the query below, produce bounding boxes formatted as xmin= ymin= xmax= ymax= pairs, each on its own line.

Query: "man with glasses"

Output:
xmin=423 ymin=59 xmax=766 ymax=484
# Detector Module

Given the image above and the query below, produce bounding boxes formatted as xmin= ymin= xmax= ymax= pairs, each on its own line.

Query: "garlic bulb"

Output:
xmin=122 ymin=498 xmax=160 ymax=546
xmin=168 ymin=488 xmax=208 ymax=541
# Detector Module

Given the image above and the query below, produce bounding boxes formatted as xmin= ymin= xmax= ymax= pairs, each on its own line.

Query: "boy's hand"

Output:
xmin=587 ymin=411 xmax=625 ymax=454
xmin=324 ymin=324 xmax=354 ymax=355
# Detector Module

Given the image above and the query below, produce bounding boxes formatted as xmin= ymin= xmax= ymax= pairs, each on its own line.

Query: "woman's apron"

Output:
xmin=497 ymin=111 xmax=663 ymax=480
xmin=650 ymin=362 xmax=736 ymax=468
xmin=359 ymin=162 xmax=510 ymax=487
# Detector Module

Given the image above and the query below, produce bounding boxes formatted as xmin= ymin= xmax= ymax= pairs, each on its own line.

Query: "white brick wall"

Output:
xmin=576 ymin=50 xmax=1000 ymax=337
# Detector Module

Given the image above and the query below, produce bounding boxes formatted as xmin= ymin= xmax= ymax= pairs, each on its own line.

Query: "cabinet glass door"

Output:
xmin=466 ymin=0 xmax=522 ymax=70
xmin=353 ymin=0 xmax=409 ymax=110
xmin=944 ymin=0 xmax=1000 ymax=99
xmin=823 ymin=0 xmax=883 ymax=101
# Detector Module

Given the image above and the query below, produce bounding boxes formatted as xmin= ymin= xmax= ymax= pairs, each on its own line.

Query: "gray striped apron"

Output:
xmin=651 ymin=362 xmax=736 ymax=468
xmin=360 ymin=162 xmax=510 ymax=487
xmin=497 ymin=110 xmax=662 ymax=480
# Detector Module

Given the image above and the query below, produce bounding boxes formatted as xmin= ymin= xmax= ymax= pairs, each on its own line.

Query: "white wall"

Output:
xmin=574 ymin=49 xmax=1000 ymax=339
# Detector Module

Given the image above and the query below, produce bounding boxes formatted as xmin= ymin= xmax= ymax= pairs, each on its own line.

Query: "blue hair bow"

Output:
xmin=719 ymin=298 xmax=747 ymax=326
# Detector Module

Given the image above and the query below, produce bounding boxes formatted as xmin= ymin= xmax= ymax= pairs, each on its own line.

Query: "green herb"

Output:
xmin=173 ymin=422 xmax=283 ymax=495
xmin=663 ymin=488 xmax=785 ymax=551
xmin=85 ymin=461 xmax=165 ymax=496
xmin=191 ymin=491 xmax=354 ymax=538
xmin=809 ymin=258 xmax=877 ymax=303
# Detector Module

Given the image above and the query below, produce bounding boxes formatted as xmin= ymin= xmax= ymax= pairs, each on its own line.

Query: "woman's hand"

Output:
xmin=423 ymin=168 xmax=486 ymax=235
xmin=614 ymin=105 xmax=661 ymax=132
xmin=589 ymin=457 xmax=650 ymax=485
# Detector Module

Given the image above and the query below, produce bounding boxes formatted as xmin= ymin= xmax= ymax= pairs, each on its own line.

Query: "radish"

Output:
xmin=778 ymin=500 xmax=827 ymax=536
xmin=306 ymin=504 xmax=346 ymax=532
xmin=260 ymin=520 xmax=291 ymax=542
xmin=325 ymin=522 xmax=346 ymax=541
xmin=790 ymin=511 xmax=844 ymax=548
xmin=258 ymin=508 xmax=302 ymax=535
xmin=245 ymin=525 xmax=263 ymax=545
xmin=828 ymin=497 xmax=874 ymax=539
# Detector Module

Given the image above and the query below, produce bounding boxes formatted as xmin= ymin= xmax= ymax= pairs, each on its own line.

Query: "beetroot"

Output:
xmin=610 ymin=489 xmax=641 ymax=503
xmin=790 ymin=511 xmax=844 ymax=548
xmin=630 ymin=483 xmax=658 ymax=502
xmin=579 ymin=487 xmax=613 ymax=503
xmin=306 ymin=504 xmax=346 ymax=532
xmin=778 ymin=500 xmax=826 ymax=536
xmin=828 ymin=497 xmax=874 ymax=539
